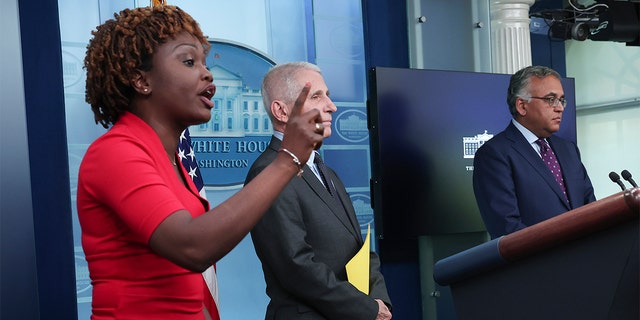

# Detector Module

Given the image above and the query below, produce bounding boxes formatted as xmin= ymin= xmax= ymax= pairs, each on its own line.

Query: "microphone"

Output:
xmin=621 ymin=170 xmax=638 ymax=188
xmin=609 ymin=171 xmax=627 ymax=191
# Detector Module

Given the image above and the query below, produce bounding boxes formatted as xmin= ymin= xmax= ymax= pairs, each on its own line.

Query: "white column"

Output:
xmin=490 ymin=0 xmax=535 ymax=74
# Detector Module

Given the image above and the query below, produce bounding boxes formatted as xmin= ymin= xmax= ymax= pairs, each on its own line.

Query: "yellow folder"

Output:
xmin=346 ymin=224 xmax=370 ymax=294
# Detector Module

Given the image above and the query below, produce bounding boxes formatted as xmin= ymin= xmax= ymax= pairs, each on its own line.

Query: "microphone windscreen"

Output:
xmin=609 ymin=171 xmax=620 ymax=182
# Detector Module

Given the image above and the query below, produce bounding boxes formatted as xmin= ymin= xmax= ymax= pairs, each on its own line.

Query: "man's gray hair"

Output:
xmin=261 ymin=61 xmax=322 ymax=121
xmin=507 ymin=65 xmax=561 ymax=117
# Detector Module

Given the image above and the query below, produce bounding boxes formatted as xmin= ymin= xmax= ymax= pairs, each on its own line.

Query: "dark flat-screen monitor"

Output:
xmin=367 ymin=67 xmax=577 ymax=239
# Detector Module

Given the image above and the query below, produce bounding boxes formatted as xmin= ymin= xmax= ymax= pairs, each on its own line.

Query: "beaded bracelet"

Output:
xmin=279 ymin=148 xmax=304 ymax=177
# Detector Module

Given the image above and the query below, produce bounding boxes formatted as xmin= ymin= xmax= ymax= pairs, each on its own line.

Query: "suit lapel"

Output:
xmin=506 ymin=124 xmax=570 ymax=210
xmin=325 ymin=169 xmax=363 ymax=244
xmin=301 ymin=169 xmax=362 ymax=243
xmin=267 ymin=137 xmax=362 ymax=243
xmin=547 ymin=137 xmax=574 ymax=209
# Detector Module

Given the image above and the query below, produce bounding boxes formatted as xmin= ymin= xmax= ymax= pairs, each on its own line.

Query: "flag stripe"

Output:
xmin=179 ymin=129 xmax=220 ymax=320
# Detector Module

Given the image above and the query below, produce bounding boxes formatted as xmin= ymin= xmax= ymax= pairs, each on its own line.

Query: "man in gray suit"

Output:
xmin=245 ymin=62 xmax=392 ymax=320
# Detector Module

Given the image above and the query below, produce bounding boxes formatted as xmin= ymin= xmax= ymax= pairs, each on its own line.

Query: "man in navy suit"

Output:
xmin=473 ymin=65 xmax=596 ymax=239
xmin=246 ymin=62 xmax=392 ymax=320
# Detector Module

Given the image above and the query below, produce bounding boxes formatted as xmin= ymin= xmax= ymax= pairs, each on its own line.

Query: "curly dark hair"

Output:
xmin=84 ymin=5 xmax=210 ymax=128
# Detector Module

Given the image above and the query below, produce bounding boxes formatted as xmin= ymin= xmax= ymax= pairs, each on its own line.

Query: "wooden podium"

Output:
xmin=433 ymin=188 xmax=640 ymax=320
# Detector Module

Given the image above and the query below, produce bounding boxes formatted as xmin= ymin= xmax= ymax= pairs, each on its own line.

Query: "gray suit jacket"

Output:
xmin=246 ymin=137 xmax=391 ymax=320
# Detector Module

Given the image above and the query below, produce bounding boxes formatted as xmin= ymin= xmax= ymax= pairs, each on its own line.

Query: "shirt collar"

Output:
xmin=512 ymin=119 xmax=541 ymax=145
xmin=273 ymin=131 xmax=315 ymax=167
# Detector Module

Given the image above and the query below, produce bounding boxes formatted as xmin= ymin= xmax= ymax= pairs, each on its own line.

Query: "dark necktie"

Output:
xmin=535 ymin=139 xmax=568 ymax=202
xmin=314 ymin=151 xmax=338 ymax=197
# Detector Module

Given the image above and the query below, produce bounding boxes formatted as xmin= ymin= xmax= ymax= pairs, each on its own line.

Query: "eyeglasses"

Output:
xmin=527 ymin=96 xmax=567 ymax=108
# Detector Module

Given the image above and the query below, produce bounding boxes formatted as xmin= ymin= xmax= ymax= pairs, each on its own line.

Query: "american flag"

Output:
xmin=178 ymin=128 xmax=220 ymax=320
xmin=178 ymin=129 xmax=207 ymax=198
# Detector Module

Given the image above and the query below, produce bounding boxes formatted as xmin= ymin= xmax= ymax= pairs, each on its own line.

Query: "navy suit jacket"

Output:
xmin=473 ymin=122 xmax=596 ymax=239
xmin=246 ymin=137 xmax=391 ymax=320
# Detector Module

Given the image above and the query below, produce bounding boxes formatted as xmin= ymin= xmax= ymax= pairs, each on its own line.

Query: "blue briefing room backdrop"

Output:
xmin=58 ymin=0 xmax=380 ymax=319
